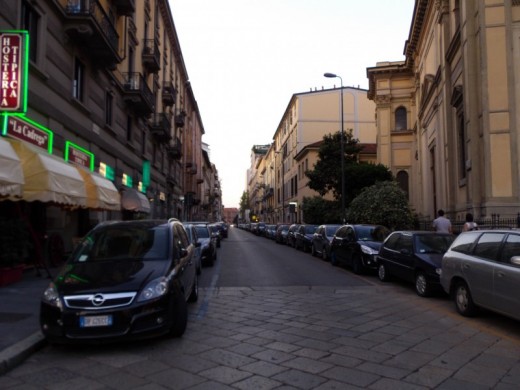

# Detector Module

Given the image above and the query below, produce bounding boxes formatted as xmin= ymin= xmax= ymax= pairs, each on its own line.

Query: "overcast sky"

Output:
xmin=169 ymin=0 xmax=416 ymax=209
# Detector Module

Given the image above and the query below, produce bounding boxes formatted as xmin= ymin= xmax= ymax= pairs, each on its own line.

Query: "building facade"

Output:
xmin=367 ymin=0 xmax=520 ymax=222
xmin=0 ymin=0 xmax=215 ymax=263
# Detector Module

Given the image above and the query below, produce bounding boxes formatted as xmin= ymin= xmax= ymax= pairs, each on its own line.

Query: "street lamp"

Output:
xmin=324 ymin=72 xmax=345 ymax=223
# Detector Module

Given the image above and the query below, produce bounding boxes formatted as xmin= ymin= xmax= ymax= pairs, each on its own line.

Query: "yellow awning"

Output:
xmin=0 ymin=137 xmax=24 ymax=198
xmin=76 ymin=167 xmax=121 ymax=211
xmin=8 ymin=138 xmax=87 ymax=207
xmin=121 ymin=188 xmax=151 ymax=213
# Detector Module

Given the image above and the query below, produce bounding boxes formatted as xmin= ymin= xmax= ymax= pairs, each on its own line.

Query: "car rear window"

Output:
xmin=473 ymin=233 xmax=506 ymax=261
xmin=449 ymin=231 xmax=481 ymax=254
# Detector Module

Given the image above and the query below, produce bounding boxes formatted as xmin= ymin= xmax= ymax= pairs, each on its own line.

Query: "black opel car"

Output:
xmin=40 ymin=219 xmax=198 ymax=344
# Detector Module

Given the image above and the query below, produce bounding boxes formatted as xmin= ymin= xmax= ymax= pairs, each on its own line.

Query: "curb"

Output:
xmin=0 ymin=332 xmax=46 ymax=375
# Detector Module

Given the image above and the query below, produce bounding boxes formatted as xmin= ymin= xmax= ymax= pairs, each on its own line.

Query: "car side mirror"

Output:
xmin=511 ymin=256 xmax=520 ymax=266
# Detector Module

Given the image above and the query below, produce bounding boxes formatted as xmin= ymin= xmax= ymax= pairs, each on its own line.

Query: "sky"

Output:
xmin=169 ymin=0 xmax=416 ymax=209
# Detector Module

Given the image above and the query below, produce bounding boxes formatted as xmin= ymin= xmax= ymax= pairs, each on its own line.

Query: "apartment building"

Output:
xmin=367 ymin=0 xmax=520 ymax=221
xmin=0 ymin=0 xmax=214 ymax=259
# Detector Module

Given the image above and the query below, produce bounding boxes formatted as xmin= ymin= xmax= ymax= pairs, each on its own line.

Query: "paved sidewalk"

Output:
xmin=0 ymin=268 xmax=51 ymax=375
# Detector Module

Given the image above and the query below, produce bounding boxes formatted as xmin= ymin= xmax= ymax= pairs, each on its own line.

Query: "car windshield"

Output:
xmin=194 ymin=226 xmax=210 ymax=238
xmin=70 ymin=225 xmax=169 ymax=262
xmin=325 ymin=225 xmax=341 ymax=236
xmin=355 ymin=225 xmax=389 ymax=242
xmin=305 ymin=225 xmax=318 ymax=234
xmin=415 ymin=234 xmax=455 ymax=254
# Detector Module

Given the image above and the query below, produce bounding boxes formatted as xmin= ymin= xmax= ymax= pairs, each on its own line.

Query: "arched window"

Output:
xmin=395 ymin=107 xmax=407 ymax=131
xmin=396 ymin=170 xmax=409 ymax=199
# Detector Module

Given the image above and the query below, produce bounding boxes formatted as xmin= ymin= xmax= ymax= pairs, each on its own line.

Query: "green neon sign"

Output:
xmin=1 ymin=113 xmax=53 ymax=153
xmin=64 ymin=141 xmax=95 ymax=171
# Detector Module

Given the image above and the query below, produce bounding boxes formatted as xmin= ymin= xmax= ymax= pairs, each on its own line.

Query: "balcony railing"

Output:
xmin=58 ymin=0 xmax=120 ymax=67
xmin=122 ymin=72 xmax=154 ymax=116
xmin=142 ymin=39 xmax=160 ymax=73
xmin=175 ymin=111 xmax=186 ymax=127
xmin=162 ymin=81 xmax=176 ymax=107
xmin=166 ymin=137 xmax=182 ymax=160
xmin=186 ymin=162 xmax=197 ymax=175
xmin=149 ymin=113 xmax=172 ymax=143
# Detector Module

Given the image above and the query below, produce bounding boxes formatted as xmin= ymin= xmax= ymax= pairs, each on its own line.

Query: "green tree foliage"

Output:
xmin=346 ymin=181 xmax=415 ymax=230
xmin=239 ymin=191 xmax=249 ymax=213
xmin=343 ymin=163 xmax=393 ymax=205
xmin=301 ymin=196 xmax=342 ymax=224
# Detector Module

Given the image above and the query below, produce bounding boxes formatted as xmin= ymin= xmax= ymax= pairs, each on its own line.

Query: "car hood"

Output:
xmin=360 ymin=241 xmax=383 ymax=251
xmin=54 ymin=259 xmax=171 ymax=294
xmin=415 ymin=253 xmax=444 ymax=268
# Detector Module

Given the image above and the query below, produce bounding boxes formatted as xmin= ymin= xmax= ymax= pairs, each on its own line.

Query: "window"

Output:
xmin=126 ymin=115 xmax=132 ymax=141
xmin=474 ymin=233 xmax=506 ymax=261
xmin=395 ymin=107 xmax=407 ymax=131
xmin=105 ymin=92 xmax=113 ymax=127
xmin=396 ymin=170 xmax=409 ymax=199
xmin=501 ymin=234 xmax=520 ymax=264
xmin=21 ymin=1 xmax=39 ymax=63
xmin=73 ymin=58 xmax=85 ymax=101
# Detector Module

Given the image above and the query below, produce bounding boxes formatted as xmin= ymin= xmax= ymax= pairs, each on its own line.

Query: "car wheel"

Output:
xmin=378 ymin=263 xmax=390 ymax=282
xmin=352 ymin=255 xmax=363 ymax=275
xmin=168 ymin=288 xmax=188 ymax=337
xmin=188 ymin=274 xmax=199 ymax=302
xmin=454 ymin=281 xmax=478 ymax=317
xmin=415 ymin=272 xmax=431 ymax=297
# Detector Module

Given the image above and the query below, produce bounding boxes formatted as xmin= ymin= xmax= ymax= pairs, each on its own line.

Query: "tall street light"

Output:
xmin=324 ymin=72 xmax=345 ymax=223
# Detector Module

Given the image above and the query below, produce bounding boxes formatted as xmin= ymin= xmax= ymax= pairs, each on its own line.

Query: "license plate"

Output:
xmin=80 ymin=315 xmax=113 ymax=327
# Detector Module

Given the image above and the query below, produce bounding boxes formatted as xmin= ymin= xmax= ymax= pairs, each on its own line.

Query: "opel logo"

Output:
xmin=91 ymin=294 xmax=105 ymax=306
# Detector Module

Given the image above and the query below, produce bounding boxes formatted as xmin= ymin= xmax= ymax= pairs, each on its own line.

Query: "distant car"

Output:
xmin=183 ymin=223 xmax=202 ymax=274
xmin=330 ymin=224 xmax=390 ymax=274
xmin=441 ymin=230 xmax=520 ymax=321
xmin=286 ymin=224 xmax=301 ymax=248
xmin=377 ymin=231 xmax=454 ymax=297
xmin=311 ymin=224 xmax=342 ymax=260
xmin=275 ymin=224 xmax=290 ymax=244
xmin=193 ymin=223 xmax=218 ymax=266
xmin=40 ymin=219 xmax=198 ymax=344
xmin=208 ymin=223 xmax=222 ymax=248
xmin=256 ymin=222 xmax=266 ymax=236
xmin=294 ymin=224 xmax=319 ymax=252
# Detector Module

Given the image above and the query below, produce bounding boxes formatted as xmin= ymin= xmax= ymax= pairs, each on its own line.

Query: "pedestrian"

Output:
xmin=462 ymin=213 xmax=478 ymax=231
xmin=432 ymin=209 xmax=453 ymax=234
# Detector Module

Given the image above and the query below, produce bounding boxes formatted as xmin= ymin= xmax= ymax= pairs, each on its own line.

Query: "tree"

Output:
xmin=239 ymin=191 xmax=249 ymax=214
xmin=301 ymin=196 xmax=341 ymax=224
xmin=305 ymin=130 xmax=393 ymax=205
xmin=346 ymin=181 xmax=415 ymax=230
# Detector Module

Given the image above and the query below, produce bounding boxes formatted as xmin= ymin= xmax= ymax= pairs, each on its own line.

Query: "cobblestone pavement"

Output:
xmin=1 ymin=282 xmax=520 ymax=389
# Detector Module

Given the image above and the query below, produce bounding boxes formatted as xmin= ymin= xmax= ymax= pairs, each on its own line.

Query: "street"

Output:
xmin=2 ymin=226 xmax=520 ymax=389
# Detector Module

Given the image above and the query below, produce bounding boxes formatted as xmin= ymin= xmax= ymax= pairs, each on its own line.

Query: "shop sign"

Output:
xmin=0 ymin=31 xmax=29 ymax=113
xmin=65 ymin=141 xmax=94 ymax=171
xmin=3 ymin=114 xmax=53 ymax=152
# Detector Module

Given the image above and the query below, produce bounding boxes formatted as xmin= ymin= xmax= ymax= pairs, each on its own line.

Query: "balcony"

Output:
xmin=175 ymin=111 xmax=186 ymax=128
xmin=162 ymin=82 xmax=177 ymax=107
xmin=186 ymin=162 xmax=197 ymax=175
xmin=142 ymin=39 xmax=160 ymax=73
xmin=58 ymin=0 xmax=120 ymax=68
xmin=166 ymin=137 xmax=182 ymax=160
xmin=149 ymin=113 xmax=172 ymax=143
xmin=113 ymin=0 xmax=135 ymax=16
xmin=122 ymin=72 xmax=154 ymax=117
xmin=166 ymin=174 xmax=177 ymax=187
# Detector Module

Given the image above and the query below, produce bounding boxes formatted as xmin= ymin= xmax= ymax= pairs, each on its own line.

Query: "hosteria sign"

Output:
xmin=0 ymin=31 xmax=28 ymax=113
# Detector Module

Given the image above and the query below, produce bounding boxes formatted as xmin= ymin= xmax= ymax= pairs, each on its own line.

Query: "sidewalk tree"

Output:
xmin=301 ymin=196 xmax=341 ymax=224
xmin=347 ymin=181 xmax=415 ymax=230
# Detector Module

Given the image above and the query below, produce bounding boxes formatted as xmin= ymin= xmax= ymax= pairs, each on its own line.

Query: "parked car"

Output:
xmin=256 ymin=222 xmax=267 ymax=236
xmin=265 ymin=224 xmax=277 ymax=239
xmin=193 ymin=223 xmax=218 ymax=266
xmin=183 ymin=223 xmax=202 ymax=274
xmin=286 ymin=224 xmax=301 ymax=247
xmin=311 ymin=224 xmax=342 ymax=260
xmin=441 ymin=230 xmax=520 ymax=321
xmin=377 ymin=231 xmax=455 ymax=297
xmin=208 ymin=223 xmax=222 ymax=248
xmin=330 ymin=224 xmax=390 ymax=274
xmin=40 ymin=219 xmax=198 ymax=344
xmin=294 ymin=224 xmax=319 ymax=252
xmin=275 ymin=224 xmax=290 ymax=244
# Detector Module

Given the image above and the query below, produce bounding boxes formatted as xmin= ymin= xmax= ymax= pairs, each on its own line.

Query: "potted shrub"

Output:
xmin=0 ymin=217 xmax=31 ymax=286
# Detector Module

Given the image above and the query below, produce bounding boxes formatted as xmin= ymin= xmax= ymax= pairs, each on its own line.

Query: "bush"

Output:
xmin=346 ymin=181 xmax=415 ymax=230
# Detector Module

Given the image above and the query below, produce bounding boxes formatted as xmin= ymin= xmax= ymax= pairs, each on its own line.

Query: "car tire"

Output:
xmin=378 ymin=263 xmax=390 ymax=282
xmin=454 ymin=281 xmax=478 ymax=317
xmin=188 ymin=274 xmax=199 ymax=302
xmin=352 ymin=255 xmax=363 ymax=275
xmin=415 ymin=272 xmax=431 ymax=297
xmin=168 ymin=288 xmax=188 ymax=337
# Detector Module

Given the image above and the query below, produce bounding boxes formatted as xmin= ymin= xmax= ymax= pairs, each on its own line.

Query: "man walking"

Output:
xmin=433 ymin=209 xmax=452 ymax=234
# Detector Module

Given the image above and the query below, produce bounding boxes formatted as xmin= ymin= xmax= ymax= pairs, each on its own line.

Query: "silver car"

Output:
xmin=441 ymin=230 xmax=520 ymax=321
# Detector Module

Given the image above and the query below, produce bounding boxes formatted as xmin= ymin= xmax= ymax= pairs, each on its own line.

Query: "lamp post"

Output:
xmin=324 ymin=72 xmax=345 ymax=223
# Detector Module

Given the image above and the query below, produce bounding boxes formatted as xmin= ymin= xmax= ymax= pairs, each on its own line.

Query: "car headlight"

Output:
xmin=137 ymin=277 xmax=169 ymax=302
xmin=361 ymin=245 xmax=378 ymax=256
xmin=42 ymin=282 xmax=63 ymax=310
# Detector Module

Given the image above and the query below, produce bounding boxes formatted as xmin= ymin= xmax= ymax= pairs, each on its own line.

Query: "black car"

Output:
xmin=193 ymin=223 xmax=217 ymax=266
xmin=294 ymin=224 xmax=319 ymax=252
xmin=311 ymin=224 xmax=342 ymax=260
xmin=286 ymin=224 xmax=301 ymax=248
xmin=183 ymin=223 xmax=202 ymax=275
xmin=330 ymin=224 xmax=390 ymax=274
xmin=275 ymin=224 xmax=290 ymax=244
xmin=377 ymin=231 xmax=455 ymax=297
xmin=40 ymin=219 xmax=198 ymax=344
